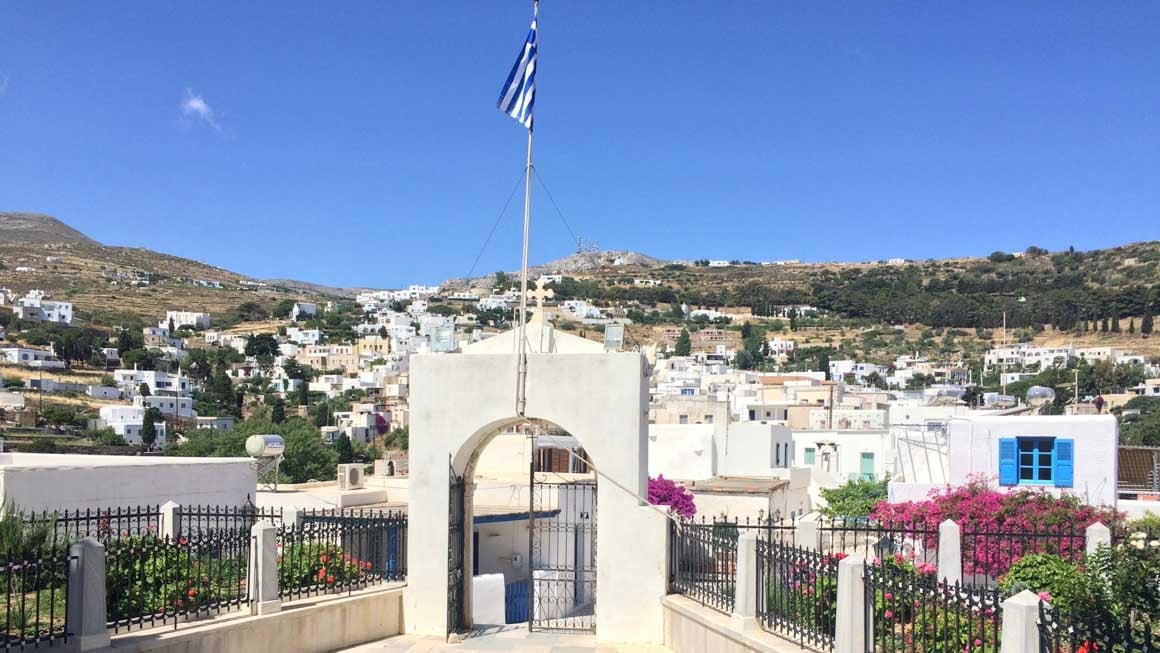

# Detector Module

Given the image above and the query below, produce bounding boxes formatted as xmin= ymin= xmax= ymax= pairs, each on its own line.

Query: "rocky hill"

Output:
xmin=0 ymin=212 xmax=100 ymax=246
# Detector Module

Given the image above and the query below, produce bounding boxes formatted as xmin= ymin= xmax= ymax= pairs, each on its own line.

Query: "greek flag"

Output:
xmin=497 ymin=5 xmax=537 ymax=130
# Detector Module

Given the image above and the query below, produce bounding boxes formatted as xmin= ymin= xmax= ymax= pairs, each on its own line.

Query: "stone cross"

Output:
xmin=526 ymin=279 xmax=555 ymax=310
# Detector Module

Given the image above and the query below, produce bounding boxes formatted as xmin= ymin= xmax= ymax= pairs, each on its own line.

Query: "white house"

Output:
xmin=134 ymin=394 xmax=196 ymax=419
xmin=0 ymin=346 xmax=66 ymax=369
xmin=164 ymin=311 xmax=211 ymax=330
xmin=96 ymin=405 xmax=167 ymax=447
xmin=291 ymin=302 xmax=318 ymax=321
xmin=889 ymin=414 xmax=1119 ymax=508
xmin=12 ymin=291 xmax=72 ymax=325
xmin=113 ymin=369 xmax=191 ymax=396
xmin=707 ymin=260 xmax=730 ymax=267
xmin=794 ymin=429 xmax=893 ymax=486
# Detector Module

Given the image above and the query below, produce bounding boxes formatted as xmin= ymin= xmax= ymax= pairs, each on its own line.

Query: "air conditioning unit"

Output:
xmin=337 ymin=463 xmax=365 ymax=490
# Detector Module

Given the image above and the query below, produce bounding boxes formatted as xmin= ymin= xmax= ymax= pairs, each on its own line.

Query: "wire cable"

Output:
xmin=465 ymin=168 xmax=530 ymax=280
xmin=532 ymin=167 xmax=581 ymax=250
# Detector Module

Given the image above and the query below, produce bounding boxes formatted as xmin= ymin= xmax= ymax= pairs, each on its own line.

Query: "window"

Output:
xmin=678 ymin=415 xmax=689 ymax=425
xmin=860 ymin=452 xmax=875 ymax=481
xmin=704 ymin=415 xmax=714 ymax=424
xmin=775 ymin=443 xmax=781 ymax=466
xmin=680 ymin=388 xmax=695 ymax=396
xmin=999 ymin=437 xmax=1073 ymax=488
xmin=804 ymin=447 xmax=816 ymax=465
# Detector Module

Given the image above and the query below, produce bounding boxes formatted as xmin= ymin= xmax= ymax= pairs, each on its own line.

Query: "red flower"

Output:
xmin=187 ymin=588 xmax=197 ymax=598
xmin=319 ymin=554 xmax=329 ymax=564
xmin=326 ymin=575 xmax=335 ymax=584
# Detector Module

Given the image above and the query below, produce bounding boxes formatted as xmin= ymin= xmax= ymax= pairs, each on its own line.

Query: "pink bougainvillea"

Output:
xmin=648 ymin=475 xmax=696 ymax=519
xmin=871 ymin=475 xmax=1123 ymax=577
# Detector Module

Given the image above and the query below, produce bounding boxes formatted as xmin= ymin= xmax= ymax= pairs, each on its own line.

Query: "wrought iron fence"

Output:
xmin=668 ymin=519 xmax=738 ymax=615
xmin=756 ymin=538 xmax=837 ymax=652
xmin=1039 ymin=603 xmax=1160 ymax=653
xmin=277 ymin=510 xmax=407 ymax=601
xmin=0 ymin=547 xmax=72 ymax=649
xmin=178 ymin=505 xmax=283 ymax=536
xmin=816 ymin=518 xmax=938 ymax=563
xmin=959 ymin=523 xmax=1086 ymax=581
xmin=104 ymin=530 xmax=252 ymax=633
xmin=24 ymin=506 xmax=161 ymax=544
xmin=864 ymin=558 xmax=1002 ymax=653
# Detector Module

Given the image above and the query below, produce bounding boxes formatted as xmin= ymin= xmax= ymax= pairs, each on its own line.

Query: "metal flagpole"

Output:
xmin=515 ymin=0 xmax=538 ymax=417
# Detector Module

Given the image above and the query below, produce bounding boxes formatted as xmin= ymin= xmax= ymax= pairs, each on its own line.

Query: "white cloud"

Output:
xmin=180 ymin=88 xmax=220 ymax=130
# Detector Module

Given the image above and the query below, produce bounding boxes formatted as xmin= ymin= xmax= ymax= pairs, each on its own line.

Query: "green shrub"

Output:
xmin=277 ymin=542 xmax=371 ymax=592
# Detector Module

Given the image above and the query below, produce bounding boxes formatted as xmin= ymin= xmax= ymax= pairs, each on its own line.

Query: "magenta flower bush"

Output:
xmin=871 ymin=476 xmax=1123 ymax=577
xmin=648 ymin=475 xmax=696 ymax=519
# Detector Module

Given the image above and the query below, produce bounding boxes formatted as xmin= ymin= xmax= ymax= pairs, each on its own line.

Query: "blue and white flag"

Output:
xmin=497 ymin=4 xmax=537 ymax=130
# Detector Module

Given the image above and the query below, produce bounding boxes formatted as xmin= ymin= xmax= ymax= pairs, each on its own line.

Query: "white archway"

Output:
xmin=404 ymin=351 xmax=668 ymax=644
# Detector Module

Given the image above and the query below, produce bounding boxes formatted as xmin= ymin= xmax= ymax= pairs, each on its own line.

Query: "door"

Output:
xmin=860 ymin=452 xmax=875 ymax=481
xmin=447 ymin=468 xmax=466 ymax=634
xmin=529 ymin=467 xmax=596 ymax=633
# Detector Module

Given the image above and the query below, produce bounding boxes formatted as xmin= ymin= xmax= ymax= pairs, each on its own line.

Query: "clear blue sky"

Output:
xmin=3 ymin=2 xmax=1158 ymax=288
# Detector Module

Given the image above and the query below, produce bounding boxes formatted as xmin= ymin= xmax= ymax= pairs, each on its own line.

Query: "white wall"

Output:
xmin=406 ymin=352 xmax=667 ymax=644
xmin=793 ymin=430 xmax=892 ymax=484
xmin=946 ymin=414 xmax=1118 ymax=507
xmin=648 ymin=425 xmax=715 ymax=480
xmin=716 ymin=423 xmax=793 ymax=477
xmin=0 ymin=454 xmax=255 ymax=511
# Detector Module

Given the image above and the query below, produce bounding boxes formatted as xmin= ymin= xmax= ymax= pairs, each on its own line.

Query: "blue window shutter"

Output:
xmin=1054 ymin=438 xmax=1074 ymax=488
xmin=998 ymin=438 xmax=1018 ymax=486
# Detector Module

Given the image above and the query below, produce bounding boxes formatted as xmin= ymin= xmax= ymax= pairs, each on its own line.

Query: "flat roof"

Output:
xmin=674 ymin=476 xmax=789 ymax=494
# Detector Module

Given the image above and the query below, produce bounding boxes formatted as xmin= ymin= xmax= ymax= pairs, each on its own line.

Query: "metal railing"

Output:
xmin=864 ymin=558 xmax=1002 ymax=653
xmin=25 ymin=506 xmax=161 ymax=544
xmin=668 ymin=519 xmax=738 ymax=615
xmin=276 ymin=510 xmax=407 ymax=601
xmin=1039 ymin=602 xmax=1160 ymax=653
xmin=815 ymin=518 xmax=937 ymax=563
xmin=756 ymin=538 xmax=837 ymax=652
xmin=959 ymin=523 xmax=1086 ymax=580
xmin=178 ymin=505 xmax=283 ymax=536
xmin=104 ymin=530 xmax=252 ymax=633
xmin=0 ymin=548 xmax=72 ymax=649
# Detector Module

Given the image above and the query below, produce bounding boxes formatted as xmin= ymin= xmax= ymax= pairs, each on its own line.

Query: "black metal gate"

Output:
xmin=529 ymin=464 xmax=597 ymax=633
xmin=448 ymin=467 xmax=466 ymax=635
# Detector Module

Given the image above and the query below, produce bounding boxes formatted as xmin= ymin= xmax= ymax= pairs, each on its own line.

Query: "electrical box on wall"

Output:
xmin=512 ymin=553 xmax=522 ymax=568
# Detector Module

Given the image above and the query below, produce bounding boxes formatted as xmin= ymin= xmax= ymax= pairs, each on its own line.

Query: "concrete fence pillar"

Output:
xmin=797 ymin=513 xmax=820 ymax=552
xmin=160 ymin=500 xmax=180 ymax=541
xmin=730 ymin=531 xmax=758 ymax=632
xmin=282 ymin=508 xmax=306 ymax=530
xmin=999 ymin=590 xmax=1041 ymax=653
xmin=834 ymin=554 xmax=867 ymax=653
xmin=937 ymin=519 xmax=962 ymax=585
xmin=67 ymin=538 xmax=110 ymax=651
xmin=1086 ymin=522 xmax=1111 ymax=556
xmin=250 ymin=522 xmax=281 ymax=615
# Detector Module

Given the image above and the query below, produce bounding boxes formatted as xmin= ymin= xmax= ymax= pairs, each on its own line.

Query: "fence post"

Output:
xmin=999 ymin=590 xmax=1041 ymax=653
xmin=160 ymin=500 xmax=180 ymax=540
xmin=1086 ymin=521 xmax=1111 ymax=556
xmin=730 ymin=531 xmax=758 ymax=633
xmin=283 ymin=508 xmax=306 ymax=529
xmin=937 ymin=518 xmax=962 ymax=585
xmin=797 ymin=513 xmax=819 ymax=552
xmin=834 ymin=554 xmax=867 ymax=653
xmin=250 ymin=522 xmax=281 ymax=615
xmin=67 ymin=537 xmax=110 ymax=651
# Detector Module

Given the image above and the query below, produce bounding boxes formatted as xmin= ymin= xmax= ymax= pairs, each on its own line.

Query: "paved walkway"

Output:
xmin=340 ymin=625 xmax=672 ymax=653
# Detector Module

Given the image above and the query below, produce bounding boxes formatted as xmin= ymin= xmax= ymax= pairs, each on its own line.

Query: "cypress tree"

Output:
xmin=1143 ymin=308 xmax=1154 ymax=336
xmin=1111 ymin=316 xmax=1121 ymax=333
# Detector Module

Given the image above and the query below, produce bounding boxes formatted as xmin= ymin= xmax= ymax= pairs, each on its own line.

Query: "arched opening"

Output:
xmin=449 ymin=418 xmax=598 ymax=634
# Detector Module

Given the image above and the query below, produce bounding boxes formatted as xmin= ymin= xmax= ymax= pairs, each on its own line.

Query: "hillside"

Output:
xmin=0 ymin=212 xmax=100 ymax=246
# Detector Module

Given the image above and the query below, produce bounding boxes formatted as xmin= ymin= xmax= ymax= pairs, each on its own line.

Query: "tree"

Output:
xmin=244 ymin=333 xmax=280 ymax=357
xmin=270 ymin=398 xmax=286 ymax=424
xmin=138 ymin=383 xmax=151 ymax=397
xmin=819 ymin=479 xmax=888 ymax=518
xmin=1129 ymin=318 xmax=1136 ymax=335
xmin=1111 ymin=315 xmax=1121 ymax=333
xmin=272 ymin=299 xmax=296 ymax=319
xmin=674 ymin=329 xmax=692 ymax=356
xmin=493 ymin=271 xmax=512 ymax=291
xmin=140 ymin=407 xmax=163 ymax=448
xmin=384 ymin=425 xmax=409 ymax=451
xmin=1143 ymin=308 xmax=1154 ymax=337
xmin=335 ymin=434 xmax=354 ymax=464
xmin=235 ymin=301 xmax=269 ymax=322
xmin=1101 ymin=317 xmax=1109 ymax=333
